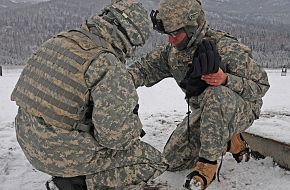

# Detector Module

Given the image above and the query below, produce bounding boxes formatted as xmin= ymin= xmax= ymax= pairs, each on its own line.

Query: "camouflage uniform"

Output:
xmin=11 ymin=1 xmax=168 ymax=189
xmin=129 ymin=13 xmax=270 ymax=172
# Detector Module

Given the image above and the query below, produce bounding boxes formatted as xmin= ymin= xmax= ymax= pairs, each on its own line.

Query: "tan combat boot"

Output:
xmin=227 ymin=133 xmax=250 ymax=163
xmin=184 ymin=158 xmax=217 ymax=190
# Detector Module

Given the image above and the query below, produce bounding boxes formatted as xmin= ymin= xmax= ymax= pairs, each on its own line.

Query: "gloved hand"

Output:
xmin=179 ymin=76 xmax=208 ymax=98
xmin=179 ymin=39 xmax=221 ymax=98
xmin=189 ymin=39 xmax=221 ymax=78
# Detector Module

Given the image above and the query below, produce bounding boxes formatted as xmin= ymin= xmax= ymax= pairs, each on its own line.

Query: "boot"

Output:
xmin=227 ymin=133 xmax=250 ymax=163
xmin=46 ymin=176 xmax=87 ymax=190
xmin=184 ymin=158 xmax=217 ymax=190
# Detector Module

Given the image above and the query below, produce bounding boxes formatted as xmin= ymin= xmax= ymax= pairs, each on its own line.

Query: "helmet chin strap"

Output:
xmin=174 ymin=21 xmax=207 ymax=51
xmin=185 ymin=21 xmax=207 ymax=49
xmin=175 ymin=35 xmax=191 ymax=51
xmin=116 ymin=29 xmax=135 ymax=57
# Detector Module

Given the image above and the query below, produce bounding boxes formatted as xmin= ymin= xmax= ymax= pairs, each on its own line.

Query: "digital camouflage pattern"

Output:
xmin=11 ymin=30 xmax=114 ymax=131
xmin=12 ymin=1 xmax=168 ymax=189
xmin=128 ymin=28 xmax=270 ymax=169
xmin=104 ymin=0 xmax=152 ymax=46
xmin=15 ymin=109 xmax=167 ymax=189
xmin=158 ymin=0 xmax=204 ymax=33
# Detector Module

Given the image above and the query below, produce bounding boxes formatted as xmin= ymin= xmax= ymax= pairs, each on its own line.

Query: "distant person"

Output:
xmin=11 ymin=0 xmax=168 ymax=189
xmin=128 ymin=0 xmax=270 ymax=189
xmin=281 ymin=65 xmax=287 ymax=76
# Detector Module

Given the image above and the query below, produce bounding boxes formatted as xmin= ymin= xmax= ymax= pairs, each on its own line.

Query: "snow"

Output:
xmin=0 ymin=67 xmax=290 ymax=190
xmin=246 ymin=70 xmax=290 ymax=145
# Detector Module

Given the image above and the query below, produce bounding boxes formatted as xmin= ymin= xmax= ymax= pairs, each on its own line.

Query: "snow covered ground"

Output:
xmin=0 ymin=67 xmax=290 ymax=190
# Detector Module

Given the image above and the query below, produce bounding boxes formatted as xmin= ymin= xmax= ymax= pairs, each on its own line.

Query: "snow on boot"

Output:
xmin=184 ymin=158 xmax=217 ymax=190
xmin=227 ymin=133 xmax=250 ymax=163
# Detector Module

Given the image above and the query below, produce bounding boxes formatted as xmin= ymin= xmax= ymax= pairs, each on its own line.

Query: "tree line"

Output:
xmin=0 ymin=0 xmax=289 ymax=68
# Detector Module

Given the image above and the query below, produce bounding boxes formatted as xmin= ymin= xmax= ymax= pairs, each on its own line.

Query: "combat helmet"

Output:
xmin=102 ymin=0 xmax=152 ymax=47
xmin=151 ymin=0 xmax=206 ymax=38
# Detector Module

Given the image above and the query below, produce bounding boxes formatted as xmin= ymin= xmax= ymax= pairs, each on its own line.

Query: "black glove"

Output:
xmin=180 ymin=75 xmax=209 ymax=98
xmin=179 ymin=39 xmax=220 ymax=98
xmin=189 ymin=39 xmax=221 ymax=78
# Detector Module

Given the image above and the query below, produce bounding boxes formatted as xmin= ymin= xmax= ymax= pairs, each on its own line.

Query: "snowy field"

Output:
xmin=1 ymin=67 xmax=290 ymax=190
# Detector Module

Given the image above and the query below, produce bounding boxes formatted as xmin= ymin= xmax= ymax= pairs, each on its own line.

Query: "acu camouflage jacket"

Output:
xmin=11 ymin=29 xmax=143 ymax=150
xmin=128 ymin=28 xmax=270 ymax=119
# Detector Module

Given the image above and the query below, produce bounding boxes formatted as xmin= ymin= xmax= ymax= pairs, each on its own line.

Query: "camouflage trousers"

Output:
xmin=163 ymin=86 xmax=255 ymax=171
xmin=15 ymin=109 xmax=168 ymax=189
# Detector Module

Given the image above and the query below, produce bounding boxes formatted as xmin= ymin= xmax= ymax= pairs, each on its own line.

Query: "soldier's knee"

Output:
xmin=200 ymin=86 xmax=238 ymax=113
xmin=201 ymin=86 xmax=224 ymax=104
xmin=203 ymin=86 xmax=229 ymax=97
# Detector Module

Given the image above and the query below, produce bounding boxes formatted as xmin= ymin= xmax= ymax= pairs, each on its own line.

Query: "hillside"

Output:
xmin=204 ymin=0 xmax=290 ymax=68
xmin=0 ymin=0 xmax=29 ymax=9
xmin=0 ymin=0 xmax=289 ymax=68
xmin=204 ymin=0 xmax=290 ymax=24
